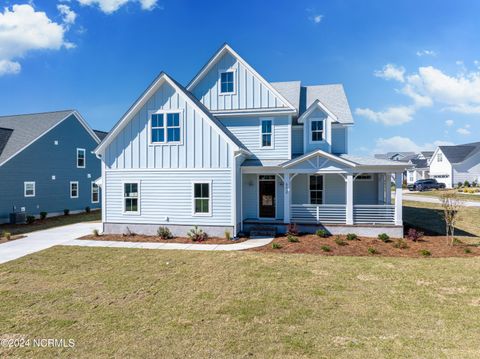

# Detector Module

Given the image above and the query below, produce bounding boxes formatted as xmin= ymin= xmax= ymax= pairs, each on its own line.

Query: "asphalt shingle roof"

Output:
xmin=0 ymin=110 xmax=73 ymax=165
xmin=0 ymin=127 xmax=13 ymax=157
xmin=409 ymin=158 xmax=428 ymax=168
xmin=271 ymin=81 xmax=354 ymax=125
xmin=94 ymin=130 xmax=108 ymax=141
xmin=439 ymin=142 xmax=480 ymax=164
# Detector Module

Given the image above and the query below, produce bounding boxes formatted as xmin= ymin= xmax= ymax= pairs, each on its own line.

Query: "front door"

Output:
xmin=259 ymin=175 xmax=276 ymax=218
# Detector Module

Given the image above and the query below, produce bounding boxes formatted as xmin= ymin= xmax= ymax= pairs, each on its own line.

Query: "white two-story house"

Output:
xmin=95 ymin=44 xmax=408 ymax=238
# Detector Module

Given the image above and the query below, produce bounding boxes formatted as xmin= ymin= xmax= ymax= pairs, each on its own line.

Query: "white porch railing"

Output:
xmin=353 ymin=205 xmax=395 ymax=225
xmin=290 ymin=204 xmax=346 ymax=224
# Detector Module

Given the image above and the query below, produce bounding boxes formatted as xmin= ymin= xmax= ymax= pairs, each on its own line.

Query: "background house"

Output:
xmin=0 ymin=110 xmax=105 ymax=223
xmin=429 ymin=142 xmax=480 ymax=188
xmin=375 ymin=151 xmax=434 ymax=184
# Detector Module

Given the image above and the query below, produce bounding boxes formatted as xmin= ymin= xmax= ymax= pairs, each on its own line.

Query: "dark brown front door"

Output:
xmin=259 ymin=176 xmax=276 ymax=218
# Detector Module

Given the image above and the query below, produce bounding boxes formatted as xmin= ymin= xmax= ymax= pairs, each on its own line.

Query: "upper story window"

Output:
xmin=220 ymin=70 xmax=235 ymax=94
xmin=150 ymin=112 xmax=181 ymax=144
xmin=77 ymin=148 xmax=86 ymax=168
xmin=260 ymin=119 xmax=273 ymax=148
xmin=437 ymin=153 xmax=443 ymax=162
xmin=24 ymin=181 xmax=35 ymax=197
xmin=311 ymin=119 xmax=324 ymax=142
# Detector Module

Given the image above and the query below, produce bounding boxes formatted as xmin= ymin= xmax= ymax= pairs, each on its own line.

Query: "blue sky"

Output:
xmin=1 ymin=0 xmax=479 ymax=154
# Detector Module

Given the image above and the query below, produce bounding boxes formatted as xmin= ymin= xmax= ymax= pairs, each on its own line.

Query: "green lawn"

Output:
xmin=1 ymin=247 xmax=480 ymax=358
xmin=406 ymin=190 xmax=480 ymax=202
xmin=0 ymin=211 xmax=101 ymax=237
xmin=404 ymin=200 xmax=480 ymax=237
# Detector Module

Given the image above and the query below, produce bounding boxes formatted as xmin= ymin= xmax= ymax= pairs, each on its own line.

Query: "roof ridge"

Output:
xmin=0 ymin=109 xmax=74 ymax=118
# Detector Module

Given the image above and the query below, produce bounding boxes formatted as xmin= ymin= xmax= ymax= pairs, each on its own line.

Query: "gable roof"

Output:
xmin=409 ymin=158 xmax=428 ymax=169
xmin=420 ymin=151 xmax=434 ymax=159
xmin=95 ymin=72 xmax=250 ymax=155
xmin=186 ymin=44 xmax=297 ymax=112
xmin=374 ymin=152 xmax=416 ymax=161
xmin=297 ymin=99 xmax=338 ymax=124
xmin=94 ymin=130 xmax=108 ymax=141
xmin=438 ymin=142 xmax=480 ymax=164
xmin=271 ymin=81 xmax=354 ymax=125
xmin=0 ymin=110 xmax=100 ymax=167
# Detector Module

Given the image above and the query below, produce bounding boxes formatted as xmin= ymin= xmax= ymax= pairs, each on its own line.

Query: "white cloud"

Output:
xmin=57 ymin=4 xmax=77 ymax=26
xmin=445 ymin=119 xmax=454 ymax=127
xmin=416 ymin=50 xmax=436 ymax=57
xmin=355 ymin=106 xmax=415 ymax=126
xmin=77 ymin=0 xmax=158 ymax=13
xmin=374 ymin=136 xmax=454 ymax=154
xmin=0 ymin=4 xmax=72 ymax=76
xmin=374 ymin=64 xmax=405 ymax=82
xmin=457 ymin=127 xmax=471 ymax=135
xmin=312 ymin=15 xmax=323 ymax=23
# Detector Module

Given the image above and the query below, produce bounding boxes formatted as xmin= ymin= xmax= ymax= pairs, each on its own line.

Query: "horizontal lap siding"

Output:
xmin=191 ymin=52 xmax=288 ymax=111
xmin=105 ymin=170 xmax=232 ymax=226
xmin=220 ymin=116 xmax=290 ymax=160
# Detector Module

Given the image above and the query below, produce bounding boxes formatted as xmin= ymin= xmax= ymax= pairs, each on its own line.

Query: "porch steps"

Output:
xmin=250 ymin=226 xmax=276 ymax=237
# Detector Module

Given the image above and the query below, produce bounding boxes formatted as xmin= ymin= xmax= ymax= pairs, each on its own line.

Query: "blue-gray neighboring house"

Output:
xmin=0 ymin=110 xmax=106 ymax=223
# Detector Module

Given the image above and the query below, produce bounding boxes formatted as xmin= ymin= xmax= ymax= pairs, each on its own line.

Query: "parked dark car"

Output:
xmin=407 ymin=179 xmax=446 ymax=192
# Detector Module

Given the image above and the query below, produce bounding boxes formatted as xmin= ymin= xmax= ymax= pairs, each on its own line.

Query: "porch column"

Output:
xmin=377 ymin=173 xmax=385 ymax=204
xmin=284 ymin=173 xmax=291 ymax=223
xmin=346 ymin=174 xmax=354 ymax=225
xmin=394 ymin=172 xmax=403 ymax=225
xmin=386 ymin=173 xmax=392 ymax=204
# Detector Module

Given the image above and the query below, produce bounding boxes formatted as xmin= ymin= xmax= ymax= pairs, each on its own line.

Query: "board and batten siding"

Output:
xmin=104 ymin=81 xmax=231 ymax=170
xmin=105 ymin=170 xmax=232 ymax=226
xmin=191 ymin=52 xmax=290 ymax=112
xmin=219 ymin=116 xmax=290 ymax=160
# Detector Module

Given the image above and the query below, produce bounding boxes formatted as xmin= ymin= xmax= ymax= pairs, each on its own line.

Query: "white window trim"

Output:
xmin=24 ymin=181 xmax=36 ymax=197
xmin=218 ymin=68 xmax=237 ymax=95
xmin=309 ymin=118 xmax=325 ymax=144
xmin=77 ymin=148 xmax=86 ymax=168
xmin=122 ymin=180 xmax=141 ymax=215
xmin=91 ymin=181 xmax=100 ymax=204
xmin=308 ymin=175 xmax=325 ymax=205
xmin=148 ymin=110 xmax=183 ymax=146
xmin=192 ymin=180 xmax=212 ymax=217
xmin=355 ymin=174 xmax=374 ymax=181
xmin=259 ymin=118 xmax=274 ymax=149
xmin=70 ymin=181 xmax=79 ymax=199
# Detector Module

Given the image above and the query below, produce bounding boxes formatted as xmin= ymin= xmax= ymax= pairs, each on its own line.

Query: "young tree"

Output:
xmin=440 ymin=191 xmax=463 ymax=245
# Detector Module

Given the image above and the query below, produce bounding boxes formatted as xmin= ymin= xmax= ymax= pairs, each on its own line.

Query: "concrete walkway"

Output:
xmin=403 ymin=194 xmax=480 ymax=207
xmin=0 ymin=222 xmax=102 ymax=264
xmin=0 ymin=222 xmax=273 ymax=264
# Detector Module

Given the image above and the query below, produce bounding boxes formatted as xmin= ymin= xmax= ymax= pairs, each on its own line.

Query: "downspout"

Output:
xmin=232 ymin=151 xmax=243 ymax=237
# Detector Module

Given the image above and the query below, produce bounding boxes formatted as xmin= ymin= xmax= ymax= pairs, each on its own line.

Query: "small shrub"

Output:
xmin=93 ymin=229 xmax=100 ymax=237
xmin=393 ymin=239 xmax=409 ymax=249
xmin=316 ymin=229 xmax=329 ymax=238
xmin=64 ymin=209 xmax=70 ymax=216
xmin=3 ymin=232 xmax=11 ymax=240
xmin=464 ymin=180 xmax=471 ymax=188
xmin=346 ymin=233 xmax=358 ymax=241
xmin=407 ymin=228 xmax=424 ymax=242
xmin=368 ymin=247 xmax=378 ymax=255
xmin=286 ymin=223 xmax=299 ymax=236
xmin=420 ymin=249 xmax=431 ymax=257
xmin=85 ymin=206 xmax=91 ymax=213
xmin=378 ymin=233 xmax=390 ymax=242
xmin=464 ymin=248 xmax=472 ymax=254
xmin=472 ymin=181 xmax=478 ymax=188
xmin=224 ymin=230 xmax=231 ymax=240
xmin=287 ymin=234 xmax=299 ymax=243
xmin=457 ymin=181 xmax=463 ymax=188
xmin=334 ymin=236 xmax=347 ymax=246
xmin=157 ymin=226 xmax=173 ymax=240
xmin=272 ymin=242 xmax=282 ymax=249
xmin=187 ymin=225 xmax=208 ymax=242
xmin=452 ymin=238 xmax=463 ymax=246
xmin=320 ymin=245 xmax=331 ymax=252
xmin=26 ymin=215 xmax=35 ymax=224
xmin=39 ymin=211 xmax=47 ymax=220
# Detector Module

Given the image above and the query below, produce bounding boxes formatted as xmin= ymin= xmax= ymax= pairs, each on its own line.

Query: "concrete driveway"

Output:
xmin=0 ymin=222 xmax=101 ymax=264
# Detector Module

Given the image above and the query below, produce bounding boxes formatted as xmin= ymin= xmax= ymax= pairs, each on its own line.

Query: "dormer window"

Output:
xmin=150 ymin=112 xmax=181 ymax=144
xmin=220 ymin=70 xmax=235 ymax=94
xmin=311 ymin=119 xmax=324 ymax=142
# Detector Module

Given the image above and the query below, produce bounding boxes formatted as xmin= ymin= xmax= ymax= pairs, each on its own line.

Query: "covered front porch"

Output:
xmin=240 ymin=150 xmax=407 ymax=236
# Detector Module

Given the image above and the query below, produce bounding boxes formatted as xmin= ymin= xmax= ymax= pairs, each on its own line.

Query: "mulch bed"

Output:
xmin=249 ymin=234 xmax=480 ymax=257
xmin=80 ymin=234 xmax=247 ymax=245
xmin=0 ymin=235 xmax=26 ymax=244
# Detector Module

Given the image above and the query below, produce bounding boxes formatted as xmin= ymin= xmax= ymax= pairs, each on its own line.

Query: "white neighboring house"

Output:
xmin=94 ymin=44 xmax=409 ymax=238
xmin=429 ymin=142 xmax=480 ymax=188
xmin=406 ymin=159 xmax=430 ymax=185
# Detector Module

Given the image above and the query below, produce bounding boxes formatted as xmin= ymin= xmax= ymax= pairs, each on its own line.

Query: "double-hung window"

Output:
xmin=220 ymin=71 xmax=235 ymax=94
xmin=77 ymin=148 xmax=86 ymax=168
xmin=24 ymin=182 xmax=35 ymax=197
xmin=311 ymin=119 xmax=324 ymax=142
xmin=309 ymin=175 xmax=324 ymax=204
xmin=124 ymin=182 xmax=139 ymax=213
xmin=261 ymin=119 xmax=273 ymax=148
xmin=437 ymin=153 xmax=443 ymax=162
xmin=150 ymin=112 xmax=181 ymax=144
xmin=91 ymin=182 xmax=99 ymax=203
xmin=70 ymin=181 xmax=79 ymax=198
xmin=193 ymin=182 xmax=211 ymax=215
